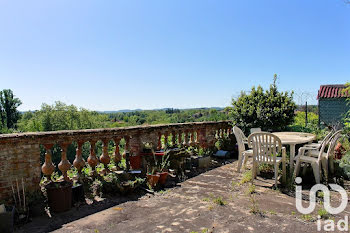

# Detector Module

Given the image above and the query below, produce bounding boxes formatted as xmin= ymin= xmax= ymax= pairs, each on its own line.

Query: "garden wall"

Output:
xmin=0 ymin=121 xmax=232 ymax=200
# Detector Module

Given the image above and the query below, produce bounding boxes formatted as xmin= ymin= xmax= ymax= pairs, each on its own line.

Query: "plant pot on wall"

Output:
xmin=46 ymin=181 xmax=72 ymax=213
xmin=0 ymin=205 xmax=15 ymax=233
xmin=130 ymin=155 xmax=142 ymax=169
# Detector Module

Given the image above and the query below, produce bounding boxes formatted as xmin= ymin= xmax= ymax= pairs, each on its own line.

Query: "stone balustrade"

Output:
xmin=0 ymin=121 xmax=232 ymax=200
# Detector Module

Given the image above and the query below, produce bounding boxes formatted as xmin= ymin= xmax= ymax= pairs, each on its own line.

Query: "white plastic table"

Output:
xmin=272 ymin=132 xmax=316 ymax=173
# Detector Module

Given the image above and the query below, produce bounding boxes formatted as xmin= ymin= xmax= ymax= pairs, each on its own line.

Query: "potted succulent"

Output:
xmin=0 ymin=204 xmax=15 ymax=233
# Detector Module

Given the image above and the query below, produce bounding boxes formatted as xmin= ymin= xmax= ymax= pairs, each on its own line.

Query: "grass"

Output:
xmin=301 ymin=214 xmax=313 ymax=222
xmin=318 ymin=208 xmax=330 ymax=219
xmin=213 ymin=197 xmax=227 ymax=206
xmin=249 ymin=195 xmax=260 ymax=214
xmin=203 ymin=195 xmax=227 ymax=206
xmin=240 ymin=170 xmax=253 ymax=185
xmin=245 ymin=184 xmax=256 ymax=195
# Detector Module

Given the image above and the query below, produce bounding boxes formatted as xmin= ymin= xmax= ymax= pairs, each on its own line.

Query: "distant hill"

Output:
xmin=100 ymin=107 xmax=224 ymax=113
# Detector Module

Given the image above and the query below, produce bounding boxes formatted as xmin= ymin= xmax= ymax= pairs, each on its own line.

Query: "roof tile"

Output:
xmin=317 ymin=84 xmax=349 ymax=99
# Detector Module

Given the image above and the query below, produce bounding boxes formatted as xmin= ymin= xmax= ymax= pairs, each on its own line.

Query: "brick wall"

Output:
xmin=0 ymin=121 xmax=232 ymax=201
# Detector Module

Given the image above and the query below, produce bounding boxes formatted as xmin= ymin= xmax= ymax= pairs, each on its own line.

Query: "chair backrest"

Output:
xmin=317 ymin=130 xmax=342 ymax=162
xmin=233 ymin=126 xmax=247 ymax=154
xmin=319 ymin=129 xmax=335 ymax=147
xmin=247 ymin=132 xmax=282 ymax=164
xmin=250 ymin=128 xmax=262 ymax=134
xmin=325 ymin=130 xmax=342 ymax=160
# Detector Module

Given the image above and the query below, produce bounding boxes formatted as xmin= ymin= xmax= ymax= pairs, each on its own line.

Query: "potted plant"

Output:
xmin=140 ymin=142 xmax=154 ymax=156
xmin=117 ymin=177 xmax=144 ymax=195
xmin=157 ymin=153 xmax=170 ymax=185
xmin=45 ymin=180 xmax=72 ymax=213
xmin=10 ymin=178 xmax=29 ymax=224
xmin=72 ymin=182 xmax=85 ymax=205
xmin=0 ymin=204 xmax=15 ymax=233
xmin=146 ymin=166 xmax=160 ymax=188
xmin=129 ymin=152 xmax=142 ymax=170
xmin=197 ymin=148 xmax=212 ymax=168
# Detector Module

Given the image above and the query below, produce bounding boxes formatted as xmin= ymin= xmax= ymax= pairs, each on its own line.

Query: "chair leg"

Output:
xmin=252 ymin=161 xmax=258 ymax=179
xmin=274 ymin=164 xmax=278 ymax=187
xmin=311 ymin=163 xmax=320 ymax=184
xmin=237 ymin=152 xmax=244 ymax=172
xmin=294 ymin=159 xmax=301 ymax=178
xmin=243 ymin=154 xmax=249 ymax=168
xmin=329 ymin=156 xmax=335 ymax=175
xmin=321 ymin=158 xmax=328 ymax=183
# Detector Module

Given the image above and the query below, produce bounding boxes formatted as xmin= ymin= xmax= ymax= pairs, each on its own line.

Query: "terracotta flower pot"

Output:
xmin=158 ymin=172 xmax=169 ymax=185
xmin=130 ymin=155 xmax=142 ymax=169
xmin=147 ymin=174 xmax=160 ymax=187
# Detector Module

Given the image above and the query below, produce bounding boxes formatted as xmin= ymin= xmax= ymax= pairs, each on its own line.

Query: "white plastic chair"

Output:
xmin=294 ymin=131 xmax=341 ymax=183
xmin=233 ymin=126 xmax=253 ymax=172
xmin=250 ymin=128 xmax=262 ymax=134
xmin=303 ymin=130 xmax=334 ymax=150
xmin=248 ymin=132 xmax=286 ymax=187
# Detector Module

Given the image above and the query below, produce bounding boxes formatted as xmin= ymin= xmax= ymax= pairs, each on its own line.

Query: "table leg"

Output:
xmin=289 ymin=144 xmax=296 ymax=173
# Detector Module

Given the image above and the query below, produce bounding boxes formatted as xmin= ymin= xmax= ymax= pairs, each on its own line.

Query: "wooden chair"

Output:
xmin=233 ymin=126 xmax=253 ymax=172
xmin=248 ymin=132 xmax=286 ymax=187
xmin=294 ymin=131 xmax=341 ymax=183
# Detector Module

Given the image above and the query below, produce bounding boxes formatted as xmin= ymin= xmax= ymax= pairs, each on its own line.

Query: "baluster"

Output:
xmin=183 ymin=130 xmax=189 ymax=146
xmin=42 ymin=144 xmax=55 ymax=179
xmin=178 ymin=131 xmax=182 ymax=146
xmin=113 ymin=137 xmax=122 ymax=164
xmin=190 ymin=131 xmax=195 ymax=146
xmin=125 ymin=136 xmax=130 ymax=152
xmin=164 ymin=132 xmax=168 ymax=149
xmin=220 ymin=128 xmax=224 ymax=138
xmin=100 ymin=139 xmax=111 ymax=168
xmin=196 ymin=130 xmax=200 ymax=144
xmin=87 ymin=140 xmax=98 ymax=171
xmin=157 ymin=132 xmax=162 ymax=150
xmin=73 ymin=140 xmax=85 ymax=179
xmin=171 ymin=131 xmax=176 ymax=146
xmin=58 ymin=142 xmax=72 ymax=181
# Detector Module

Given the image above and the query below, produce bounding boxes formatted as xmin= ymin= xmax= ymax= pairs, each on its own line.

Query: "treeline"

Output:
xmin=108 ymin=108 xmax=231 ymax=128
xmin=16 ymin=102 xmax=231 ymax=133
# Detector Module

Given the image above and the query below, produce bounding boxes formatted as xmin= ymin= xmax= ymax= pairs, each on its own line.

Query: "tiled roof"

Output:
xmin=317 ymin=84 xmax=349 ymax=99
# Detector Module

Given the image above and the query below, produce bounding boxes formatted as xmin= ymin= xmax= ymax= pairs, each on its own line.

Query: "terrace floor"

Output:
xmin=17 ymin=160 xmax=350 ymax=233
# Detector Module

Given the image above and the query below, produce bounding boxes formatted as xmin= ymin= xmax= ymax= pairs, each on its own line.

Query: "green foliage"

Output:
xmin=18 ymin=101 xmax=110 ymax=132
xmin=288 ymin=111 xmax=320 ymax=134
xmin=230 ymin=75 xmax=296 ymax=134
xmin=0 ymin=89 xmax=22 ymax=132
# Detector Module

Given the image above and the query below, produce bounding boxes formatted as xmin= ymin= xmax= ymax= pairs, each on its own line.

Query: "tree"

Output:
xmin=230 ymin=75 xmax=296 ymax=134
xmin=0 ymin=89 xmax=22 ymax=131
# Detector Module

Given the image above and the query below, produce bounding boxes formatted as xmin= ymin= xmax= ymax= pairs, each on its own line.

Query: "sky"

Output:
xmin=0 ymin=0 xmax=349 ymax=111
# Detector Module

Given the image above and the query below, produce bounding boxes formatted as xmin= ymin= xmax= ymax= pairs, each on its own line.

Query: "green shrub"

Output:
xmin=230 ymin=75 xmax=296 ymax=134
